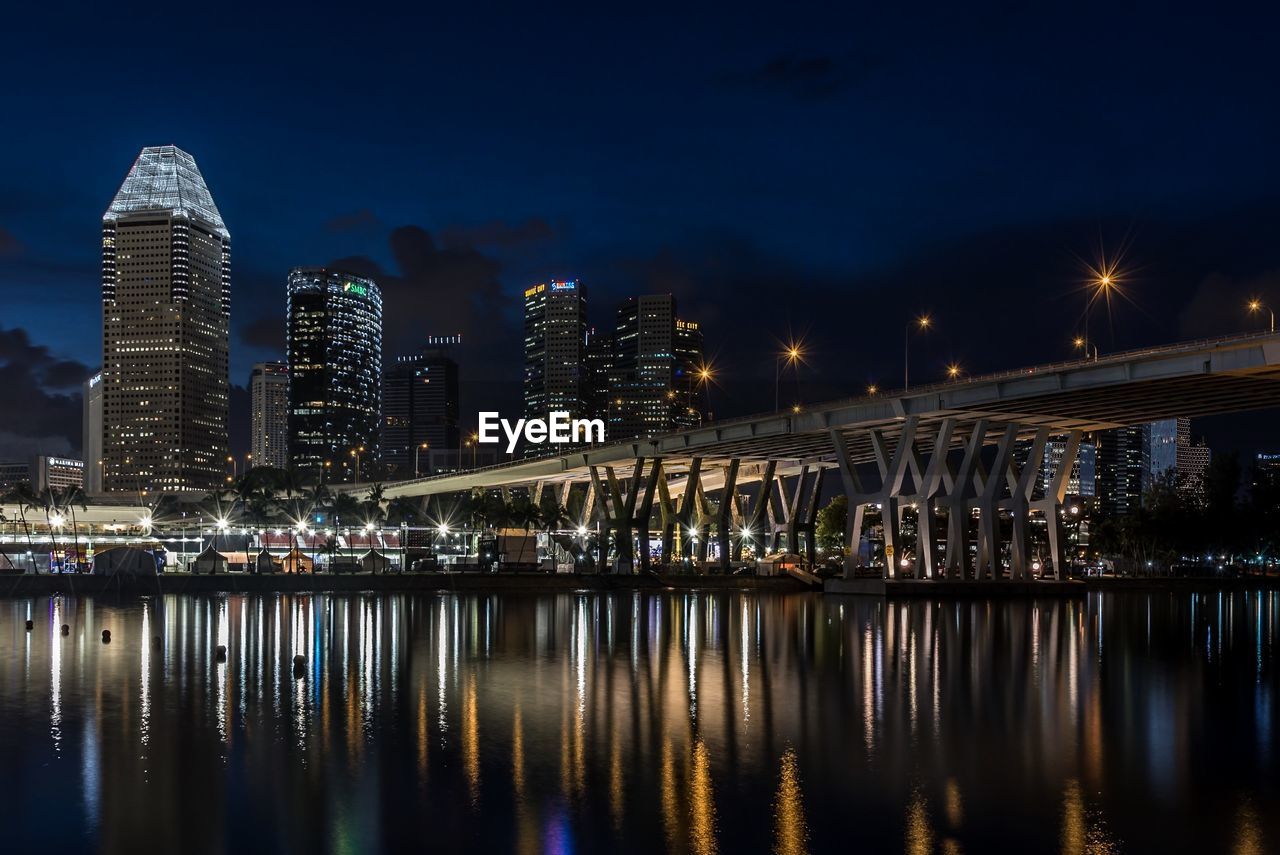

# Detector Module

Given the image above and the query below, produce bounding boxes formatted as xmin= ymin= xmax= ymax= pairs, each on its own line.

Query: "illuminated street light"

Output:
xmin=866 ymin=383 xmax=878 ymax=396
xmin=1248 ymin=298 xmax=1275 ymax=332
xmin=905 ymin=314 xmax=932 ymax=389
xmin=49 ymin=513 xmax=65 ymax=528
xmin=946 ymin=362 xmax=962 ymax=380
xmin=775 ymin=342 xmax=804 ymax=413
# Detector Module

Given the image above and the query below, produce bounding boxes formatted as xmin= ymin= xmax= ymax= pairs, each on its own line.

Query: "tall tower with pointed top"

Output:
xmin=101 ymin=145 xmax=231 ymax=493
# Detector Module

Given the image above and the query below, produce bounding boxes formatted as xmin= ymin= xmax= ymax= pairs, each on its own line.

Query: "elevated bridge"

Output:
xmin=369 ymin=332 xmax=1280 ymax=579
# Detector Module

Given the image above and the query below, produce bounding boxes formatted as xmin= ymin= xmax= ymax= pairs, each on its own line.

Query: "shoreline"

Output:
xmin=0 ymin=572 xmax=1275 ymax=599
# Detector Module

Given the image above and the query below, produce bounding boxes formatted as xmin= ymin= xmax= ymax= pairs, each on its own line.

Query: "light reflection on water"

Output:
xmin=0 ymin=591 xmax=1277 ymax=852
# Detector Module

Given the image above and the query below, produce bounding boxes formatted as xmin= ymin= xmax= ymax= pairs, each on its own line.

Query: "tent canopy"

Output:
xmin=192 ymin=545 xmax=228 ymax=574
xmin=93 ymin=547 xmax=160 ymax=576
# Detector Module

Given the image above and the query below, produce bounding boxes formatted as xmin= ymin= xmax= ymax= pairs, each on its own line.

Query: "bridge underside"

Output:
xmin=371 ymin=335 xmax=1280 ymax=579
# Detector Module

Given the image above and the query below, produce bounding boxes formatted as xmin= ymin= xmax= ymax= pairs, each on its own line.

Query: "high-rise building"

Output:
xmin=383 ymin=341 xmax=460 ymax=479
xmin=523 ymin=280 xmax=588 ymax=422
xmin=608 ymin=295 xmax=704 ymax=437
xmin=287 ymin=268 xmax=383 ymax=483
xmin=1147 ymin=417 xmax=1209 ymax=500
xmin=250 ymin=362 xmax=290 ymax=470
xmin=584 ymin=326 xmax=615 ymax=421
xmin=101 ymin=145 xmax=230 ymax=493
xmin=1256 ymin=453 xmax=1280 ymax=488
xmin=1095 ymin=426 xmax=1148 ymax=517
xmin=1179 ymin=438 xmax=1211 ymax=502
xmin=82 ymin=371 xmax=103 ymax=494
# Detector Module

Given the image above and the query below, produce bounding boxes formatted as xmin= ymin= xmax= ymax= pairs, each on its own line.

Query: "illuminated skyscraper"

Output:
xmin=82 ymin=371 xmax=103 ymax=494
xmin=101 ymin=145 xmax=230 ymax=493
xmin=523 ymin=280 xmax=587 ymax=422
xmin=250 ymin=362 xmax=290 ymax=470
xmin=608 ymin=295 xmax=704 ymax=437
xmin=1095 ymin=426 xmax=1148 ymax=517
xmin=287 ymin=268 xmax=382 ymax=483
xmin=383 ymin=341 xmax=460 ymax=478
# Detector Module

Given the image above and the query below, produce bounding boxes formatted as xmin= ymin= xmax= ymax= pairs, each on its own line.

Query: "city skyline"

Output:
xmin=5 ymin=7 xmax=1280 ymax=464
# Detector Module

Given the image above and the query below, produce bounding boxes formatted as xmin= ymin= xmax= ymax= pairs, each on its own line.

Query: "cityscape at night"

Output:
xmin=4 ymin=4 xmax=1280 ymax=853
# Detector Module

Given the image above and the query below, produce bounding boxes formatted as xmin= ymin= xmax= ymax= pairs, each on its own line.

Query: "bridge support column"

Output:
xmin=1031 ymin=430 xmax=1082 ymax=580
xmin=714 ymin=459 xmax=740 ymax=573
xmin=1006 ymin=427 xmax=1049 ymax=580
xmin=942 ymin=420 xmax=989 ymax=580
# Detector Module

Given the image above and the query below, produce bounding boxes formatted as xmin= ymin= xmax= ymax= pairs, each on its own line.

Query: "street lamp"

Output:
xmin=1083 ymin=264 xmax=1118 ymax=360
xmin=349 ymin=446 xmax=365 ymax=484
xmin=414 ymin=442 xmax=429 ymax=478
xmin=1249 ymin=299 xmax=1275 ymax=333
xmin=696 ymin=363 xmax=714 ymax=421
xmin=1073 ymin=335 xmax=1098 ymax=360
xmin=946 ymin=362 xmax=962 ymax=380
xmin=905 ymin=315 xmax=931 ymax=389
xmin=775 ymin=343 xmax=803 ymax=413
xmin=227 ymin=455 xmax=237 ymax=480
xmin=866 ymin=383 xmax=878 ymax=396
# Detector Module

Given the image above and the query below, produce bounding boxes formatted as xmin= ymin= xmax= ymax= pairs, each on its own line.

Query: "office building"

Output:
xmin=1148 ymin=417 xmax=1210 ymax=501
xmin=286 ymin=268 xmax=383 ymax=483
xmin=0 ymin=457 xmax=84 ymax=493
xmin=1255 ymin=452 xmax=1280 ymax=493
xmin=33 ymin=457 xmax=85 ymax=491
xmin=250 ymin=362 xmax=290 ymax=470
xmin=1095 ymin=426 xmax=1147 ymax=517
xmin=101 ymin=145 xmax=230 ymax=492
xmin=608 ymin=295 xmax=704 ymax=437
xmin=0 ymin=462 xmax=28 ymax=493
xmin=523 ymin=280 xmax=588 ymax=422
xmin=82 ymin=371 xmax=103 ymax=493
xmin=584 ymin=326 xmax=615 ymax=421
xmin=383 ymin=342 xmax=460 ymax=478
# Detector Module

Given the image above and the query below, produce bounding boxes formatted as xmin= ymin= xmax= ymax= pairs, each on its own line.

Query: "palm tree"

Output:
xmin=4 ymin=483 xmax=40 ymax=573
xmin=59 ymin=485 xmax=88 ymax=572
xmin=386 ymin=496 xmax=421 ymax=527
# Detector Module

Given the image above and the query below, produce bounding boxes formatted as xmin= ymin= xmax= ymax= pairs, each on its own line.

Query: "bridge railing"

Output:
xmin=391 ymin=329 xmax=1280 ymax=485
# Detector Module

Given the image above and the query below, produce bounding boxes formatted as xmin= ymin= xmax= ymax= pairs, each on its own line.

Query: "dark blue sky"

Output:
xmin=3 ymin=3 xmax=1279 ymax=458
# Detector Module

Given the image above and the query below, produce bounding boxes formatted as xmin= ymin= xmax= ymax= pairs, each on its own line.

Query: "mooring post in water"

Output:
xmin=101 ymin=629 xmax=111 ymax=643
xmin=25 ymin=619 xmax=33 ymax=631
xmin=61 ymin=624 xmax=69 ymax=635
xmin=215 ymin=644 xmax=227 ymax=661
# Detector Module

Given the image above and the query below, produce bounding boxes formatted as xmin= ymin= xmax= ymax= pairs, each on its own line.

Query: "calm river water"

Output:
xmin=0 ymin=590 xmax=1276 ymax=853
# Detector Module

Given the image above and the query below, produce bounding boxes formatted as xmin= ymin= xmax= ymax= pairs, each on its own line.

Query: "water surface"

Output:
xmin=0 ymin=590 xmax=1276 ymax=853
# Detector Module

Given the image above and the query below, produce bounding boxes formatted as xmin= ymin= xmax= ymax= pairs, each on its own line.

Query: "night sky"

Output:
xmin=3 ymin=4 xmax=1279 ymax=461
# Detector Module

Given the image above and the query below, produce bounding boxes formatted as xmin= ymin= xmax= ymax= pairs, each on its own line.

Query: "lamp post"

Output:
xmin=946 ymin=363 xmax=962 ymax=380
xmin=775 ymin=345 xmax=802 ymax=413
xmin=1249 ymin=299 xmax=1275 ymax=332
xmin=350 ymin=446 xmax=365 ymax=485
xmin=414 ymin=442 xmax=429 ymax=478
xmin=696 ymin=364 xmax=714 ymax=422
xmin=904 ymin=315 xmax=931 ymax=389
xmin=1073 ymin=336 xmax=1098 ymax=361
xmin=227 ymin=455 xmax=237 ymax=480
xmin=1083 ymin=270 xmax=1115 ymax=361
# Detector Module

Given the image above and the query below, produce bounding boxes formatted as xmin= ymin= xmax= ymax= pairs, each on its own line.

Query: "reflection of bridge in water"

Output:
xmin=368 ymin=333 xmax=1280 ymax=581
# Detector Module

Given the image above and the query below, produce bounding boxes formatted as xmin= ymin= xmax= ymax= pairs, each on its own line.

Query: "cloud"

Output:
xmin=324 ymin=208 xmax=382 ymax=233
xmin=240 ymin=314 xmax=285 ymax=351
xmin=327 ymin=225 xmax=523 ymax=416
xmin=0 ymin=327 xmax=90 ymax=456
xmin=0 ymin=227 xmax=20 ymax=256
xmin=439 ymin=217 xmax=562 ymax=250
xmin=720 ymin=53 xmax=883 ymax=101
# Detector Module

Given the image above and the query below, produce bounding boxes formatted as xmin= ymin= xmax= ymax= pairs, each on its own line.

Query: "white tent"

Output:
xmin=191 ymin=545 xmax=228 ymax=575
xmin=93 ymin=547 xmax=160 ymax=576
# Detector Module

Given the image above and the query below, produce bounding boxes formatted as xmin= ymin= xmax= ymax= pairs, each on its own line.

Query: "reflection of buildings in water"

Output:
xmin=0 ymin=590 xmax=1276 ymax=850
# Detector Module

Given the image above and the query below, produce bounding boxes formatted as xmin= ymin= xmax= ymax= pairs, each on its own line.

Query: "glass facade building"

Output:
xmin=523 ymin=280 xmax=588 ymax=423
xmin=286 ymin=268 xmax=383 ymax=483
